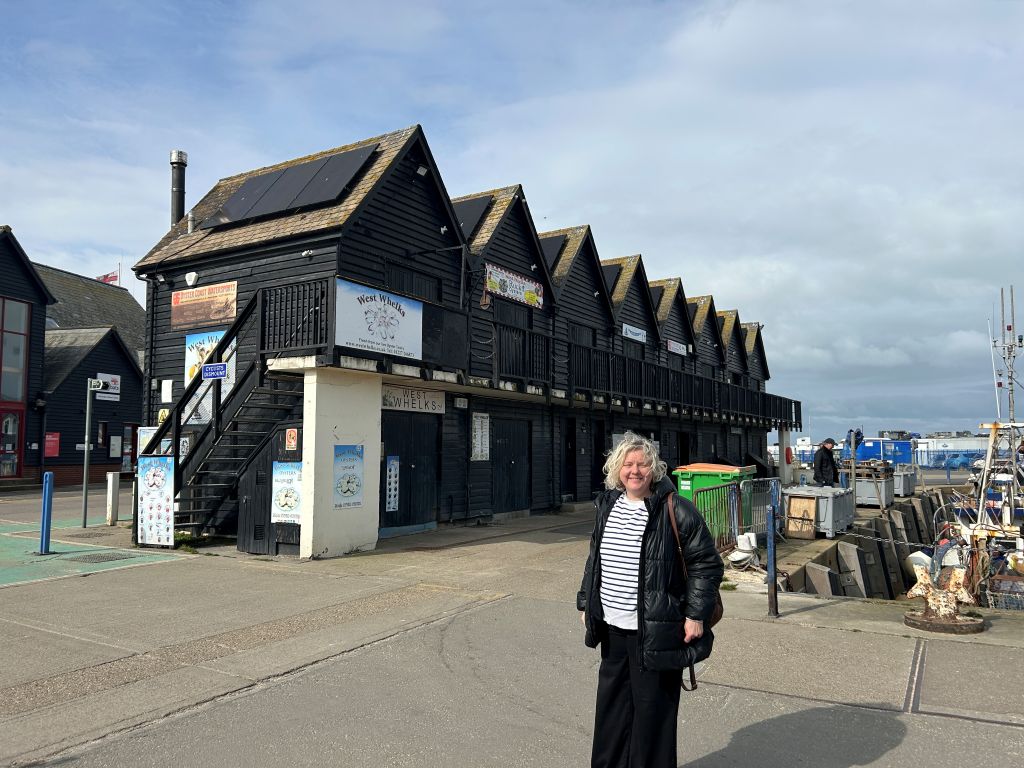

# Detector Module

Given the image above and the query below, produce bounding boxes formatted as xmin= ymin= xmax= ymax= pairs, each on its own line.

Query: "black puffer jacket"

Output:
xmin=577 ymin=476 xmax=724 ymax=671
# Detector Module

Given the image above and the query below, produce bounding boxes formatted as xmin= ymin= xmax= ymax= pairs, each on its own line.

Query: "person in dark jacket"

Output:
xmin=812 ymin=438 xmax=840 ymax=486
xmin=578 ymin=431 xmax=723 ymax=768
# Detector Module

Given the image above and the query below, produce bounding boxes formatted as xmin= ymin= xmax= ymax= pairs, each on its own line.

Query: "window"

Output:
xmin=569 ymin=323 xmax=595 ymax=347
xmin=385 ymin=264 xmax=440 ymax=303
xmin=623 ymin=339 xmax=645 ymax=360
xmin=0 ymin=298 xmax=29 ymax=403
xmin=494 ymin=298 xmax=530 ymax=329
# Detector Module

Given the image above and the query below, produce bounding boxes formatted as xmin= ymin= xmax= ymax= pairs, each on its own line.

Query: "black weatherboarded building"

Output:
xmin=134 ymin=126 xmax=801 ymax=558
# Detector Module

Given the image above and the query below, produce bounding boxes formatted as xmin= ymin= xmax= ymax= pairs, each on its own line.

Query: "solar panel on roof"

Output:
xmin=199 ymin=169 xmax=285 ymax=229
xmin=453 ymin=196 xmax=492 ymax=239
xmin=289 ymin=142 xmax=378 ymax=208
xmin=243 ymin=156 xmax=330 ymax=220
xmin=199 ymin=142 xmax=379 ymax=230
xmin=539 ymin=234 xmax=567 ymax=269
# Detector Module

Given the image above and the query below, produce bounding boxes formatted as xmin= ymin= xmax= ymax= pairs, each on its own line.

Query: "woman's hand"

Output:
xmin=683 ymin=618 xmax=704 ymax=643
xmin=580 ymin=611 xmax=586 ymax=625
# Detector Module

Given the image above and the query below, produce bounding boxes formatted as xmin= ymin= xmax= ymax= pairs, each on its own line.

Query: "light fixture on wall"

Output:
xmin=185 ymin=271 xmax=199 ymax=287
xmin=415 ymin=164 xmax=429 ymax=177
xmin=155 ymin=274 xmax=166 ymax=284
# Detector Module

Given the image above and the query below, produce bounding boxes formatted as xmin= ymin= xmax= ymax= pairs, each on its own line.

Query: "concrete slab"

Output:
xmin=703 ymin=618 xmax=916 ymax=709
xmin=0 ymin=622 xmax=129 ymax=688
xmin=919 ymin=639 xmax=1024 ymax=725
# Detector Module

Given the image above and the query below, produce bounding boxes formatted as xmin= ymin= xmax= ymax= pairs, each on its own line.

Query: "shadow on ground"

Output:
xmin=685 ymin=704 xmax=907 ymax=767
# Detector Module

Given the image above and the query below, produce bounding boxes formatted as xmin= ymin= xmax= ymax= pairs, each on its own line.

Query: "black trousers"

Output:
xmin=591 ymin=626 xmax=682 ymax=768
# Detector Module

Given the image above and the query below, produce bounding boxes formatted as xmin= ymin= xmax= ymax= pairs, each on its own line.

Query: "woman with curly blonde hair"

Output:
xmin=578 ymin=431 xmax=723 ymax=767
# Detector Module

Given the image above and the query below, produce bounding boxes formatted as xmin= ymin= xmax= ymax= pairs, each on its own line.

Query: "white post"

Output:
xmin=106 ymin=472 xmax=120 ymax=525
xmin=778 ymin=428 xmax=793 ymax=485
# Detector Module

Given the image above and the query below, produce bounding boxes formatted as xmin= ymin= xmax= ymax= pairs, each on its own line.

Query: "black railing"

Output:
xmin=497 ymin=324 xmax=549 ymax=383
xmin=262 ymin=277 xmax=332 ymax=353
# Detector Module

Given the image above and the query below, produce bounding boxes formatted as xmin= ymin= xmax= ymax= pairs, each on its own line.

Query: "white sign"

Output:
xmin=622 ymin=323 xmax=647 ymax=343
xmin=666 ymin=339 xmax=687 ymax=356
xmin=484 ymin=263 xmax=544 ymax=309
xmin=109 ymin=435 xmax=122 ymax=460
xmin=137 ymin=455 xmax=174 ymax=547
xmin=385 ymin=456 xmax=400 ymax=513
xmin=333 ymin=445 xmax=365 ymax=509
xmin=271 ymin=461 xmax=303 ymax=524
xmin=382 ymin=385 xmax=445 ymax=414
xmin=471 ymin=413 xmax=490 ymax=461
xmin=95 ymin=372 xmax=121 ymax=401
xmin=161 ymin=379 xmax=173 ymax=403
xmin=336 ymin=279 xmax=423 ymax=360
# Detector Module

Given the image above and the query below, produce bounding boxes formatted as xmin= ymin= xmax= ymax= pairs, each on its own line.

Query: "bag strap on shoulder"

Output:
xmin=669 ymin=493 xmax=700 ymax=692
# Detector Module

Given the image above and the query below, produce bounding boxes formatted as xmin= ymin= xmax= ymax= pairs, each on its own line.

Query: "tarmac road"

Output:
xmin=1 ymin=489 xmax=1022 ymax=767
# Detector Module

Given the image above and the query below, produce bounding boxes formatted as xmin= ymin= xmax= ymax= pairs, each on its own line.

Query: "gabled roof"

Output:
xmin=450 ymin=184 xmax=555 ymax=303
xmin=717 ymin=309 xmax=749 ymax=369
xmin=601 ymin=255 xmax=661 ymax=338
xmin=687 ymin=294 xmax=726 ymax=365
xmin=33 ymin=263 xmax=146 ymax=353
xmin=741 ymin=322 xmax=771 ymax=380
xmin=135 ymin=125 xmax=439 ymax=272
xmin=537 ymin=225 xmax=615 ymax=319
xmin=43 ymin=327 xmax=142 ymax=394
xmin=0 ymin=226 xmax=57 ymax=305
xmin=648 ymin=277 xmax=697 ymax=342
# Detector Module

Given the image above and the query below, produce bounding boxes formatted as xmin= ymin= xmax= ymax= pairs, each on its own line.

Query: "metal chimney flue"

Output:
xmin=170 ymin=150 xmax=188 ymax=227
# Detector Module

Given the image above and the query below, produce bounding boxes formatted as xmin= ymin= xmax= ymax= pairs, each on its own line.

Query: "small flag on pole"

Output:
xmin=95 ymin=269 xmax=119 ymax=285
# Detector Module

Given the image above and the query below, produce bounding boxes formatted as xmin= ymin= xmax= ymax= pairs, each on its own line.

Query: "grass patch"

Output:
xmin=720 ymin=582 xmax=738 ymax=591
xmin=174 ymin=531 xmax=231 ymax=553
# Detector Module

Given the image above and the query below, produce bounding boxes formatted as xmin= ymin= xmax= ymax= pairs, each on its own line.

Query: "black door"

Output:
xmin=561 ymin=417 xmax=577 ymax=500
xmin=677 ymin=432 xmax=691 ymax=466
xmin=591 ymin=418 xmax=606 ymax=494
xmin=492 ymin=418 xmax=530 ymax=513
xmin=380 ymin=411 xmax=439 ymax=531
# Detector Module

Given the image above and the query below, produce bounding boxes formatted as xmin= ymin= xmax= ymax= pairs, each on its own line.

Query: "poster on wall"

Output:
xmin=271 ymin=461 xmax=303 ymax=524
xmin=171 ymin=281 xmax=237 ymax=329
xmin=137 ymin=455 xmax=174 ymax=547
xmin=44 ymin=432 xmax=60 ymax=458
xmin=184 ymin=330 xmax=236 ymax=424
xmin=484 ymin=264 xmax=543 ymax=309
xmin=385 ymin=456 xmax=400 ymax=512
xmin=335 ymin=279 xmax=423 ymax=360
xmin=333 ymin=444 xmax=365 ymax=509
xmin=471 ymin=413 xmax=490 ymax=461
xmin=95 ymin=372 xmax=121 ymax=402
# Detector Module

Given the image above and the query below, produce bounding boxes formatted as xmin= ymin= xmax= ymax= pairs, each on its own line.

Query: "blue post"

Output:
xmin=40 ymin=471 xmax=54 ymax=555
xmin=767 ymin=490 xmax=779 ymax=617
xmin=945 ymin=464 xmax=951 ymax=484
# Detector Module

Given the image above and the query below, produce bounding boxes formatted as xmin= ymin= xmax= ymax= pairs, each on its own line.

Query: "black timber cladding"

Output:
xmin=42 ymin=328 xmax=143 ymax=465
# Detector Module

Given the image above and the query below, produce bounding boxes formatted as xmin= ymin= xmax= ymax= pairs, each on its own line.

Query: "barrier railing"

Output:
xmin=739 ymin=477 xmax=781 ymax=538
xmin=692 ymin=482 xmax=740 ymax=551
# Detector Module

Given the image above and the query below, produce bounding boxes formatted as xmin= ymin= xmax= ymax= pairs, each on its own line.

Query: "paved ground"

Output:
xmin=0 ymin=485 xmax=1022 ymax=766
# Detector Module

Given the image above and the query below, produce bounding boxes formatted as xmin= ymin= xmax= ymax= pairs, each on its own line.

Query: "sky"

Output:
xmin=2 ymin=0 xmax=1022 ymax=440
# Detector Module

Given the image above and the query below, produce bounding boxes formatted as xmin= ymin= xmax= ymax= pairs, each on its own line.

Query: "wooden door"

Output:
xmin=491 ymin=418 xmax=530 ymax=513
xmin=380 ymin=411 xmax=439 ymax=530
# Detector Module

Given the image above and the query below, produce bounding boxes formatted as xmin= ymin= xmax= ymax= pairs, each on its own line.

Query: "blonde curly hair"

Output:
xmin=602 ymin=431 xmax=668 ymax=490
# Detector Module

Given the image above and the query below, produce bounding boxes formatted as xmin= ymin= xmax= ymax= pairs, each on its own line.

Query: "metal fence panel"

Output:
xmin=739 ymin=477 xmax=781 ymax=538
xmin=692 ymin=482 xmax=740 ymax=551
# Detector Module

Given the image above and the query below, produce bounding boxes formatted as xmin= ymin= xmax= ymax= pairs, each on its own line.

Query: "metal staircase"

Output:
xmin=139 ymin=277 xmax=332 ymax=536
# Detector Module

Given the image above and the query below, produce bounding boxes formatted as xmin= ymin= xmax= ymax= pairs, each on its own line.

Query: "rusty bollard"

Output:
xmin=904 ymin=564 xmax=984 ymax=634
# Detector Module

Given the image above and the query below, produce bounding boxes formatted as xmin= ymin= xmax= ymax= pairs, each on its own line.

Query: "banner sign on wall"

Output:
xmin=622 ymin=323 xmax=647 ymax=343
xmin=471 ymin=413 xmax=490 ymax=461
xmin=665 ymin=339 xmax=688 ymax=356
xmin=95 ymin=372 xmax=121 ymax=402
xmin=382 ymin=385 xmax=445 ymax=414
xmin=171 ymin=281 xmax=237 ymax=329
xmin=271 ymin=461 xmax=303 ymax=524
xmin=137 ymin=455 xmax=174 ymax=547
xmin=336 ymin=279 xmax=423 ymax=360
xmin=484 ymin=263 xmax=544 ymax=309
xmin=184 ymin=330 xmax=236 ymax=424
xmin=333 ymin=444 xmax=365 ymax=509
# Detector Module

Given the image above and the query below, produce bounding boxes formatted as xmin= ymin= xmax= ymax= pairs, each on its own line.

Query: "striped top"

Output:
xmin=599 ymin=495 xmax=649 ymax=630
